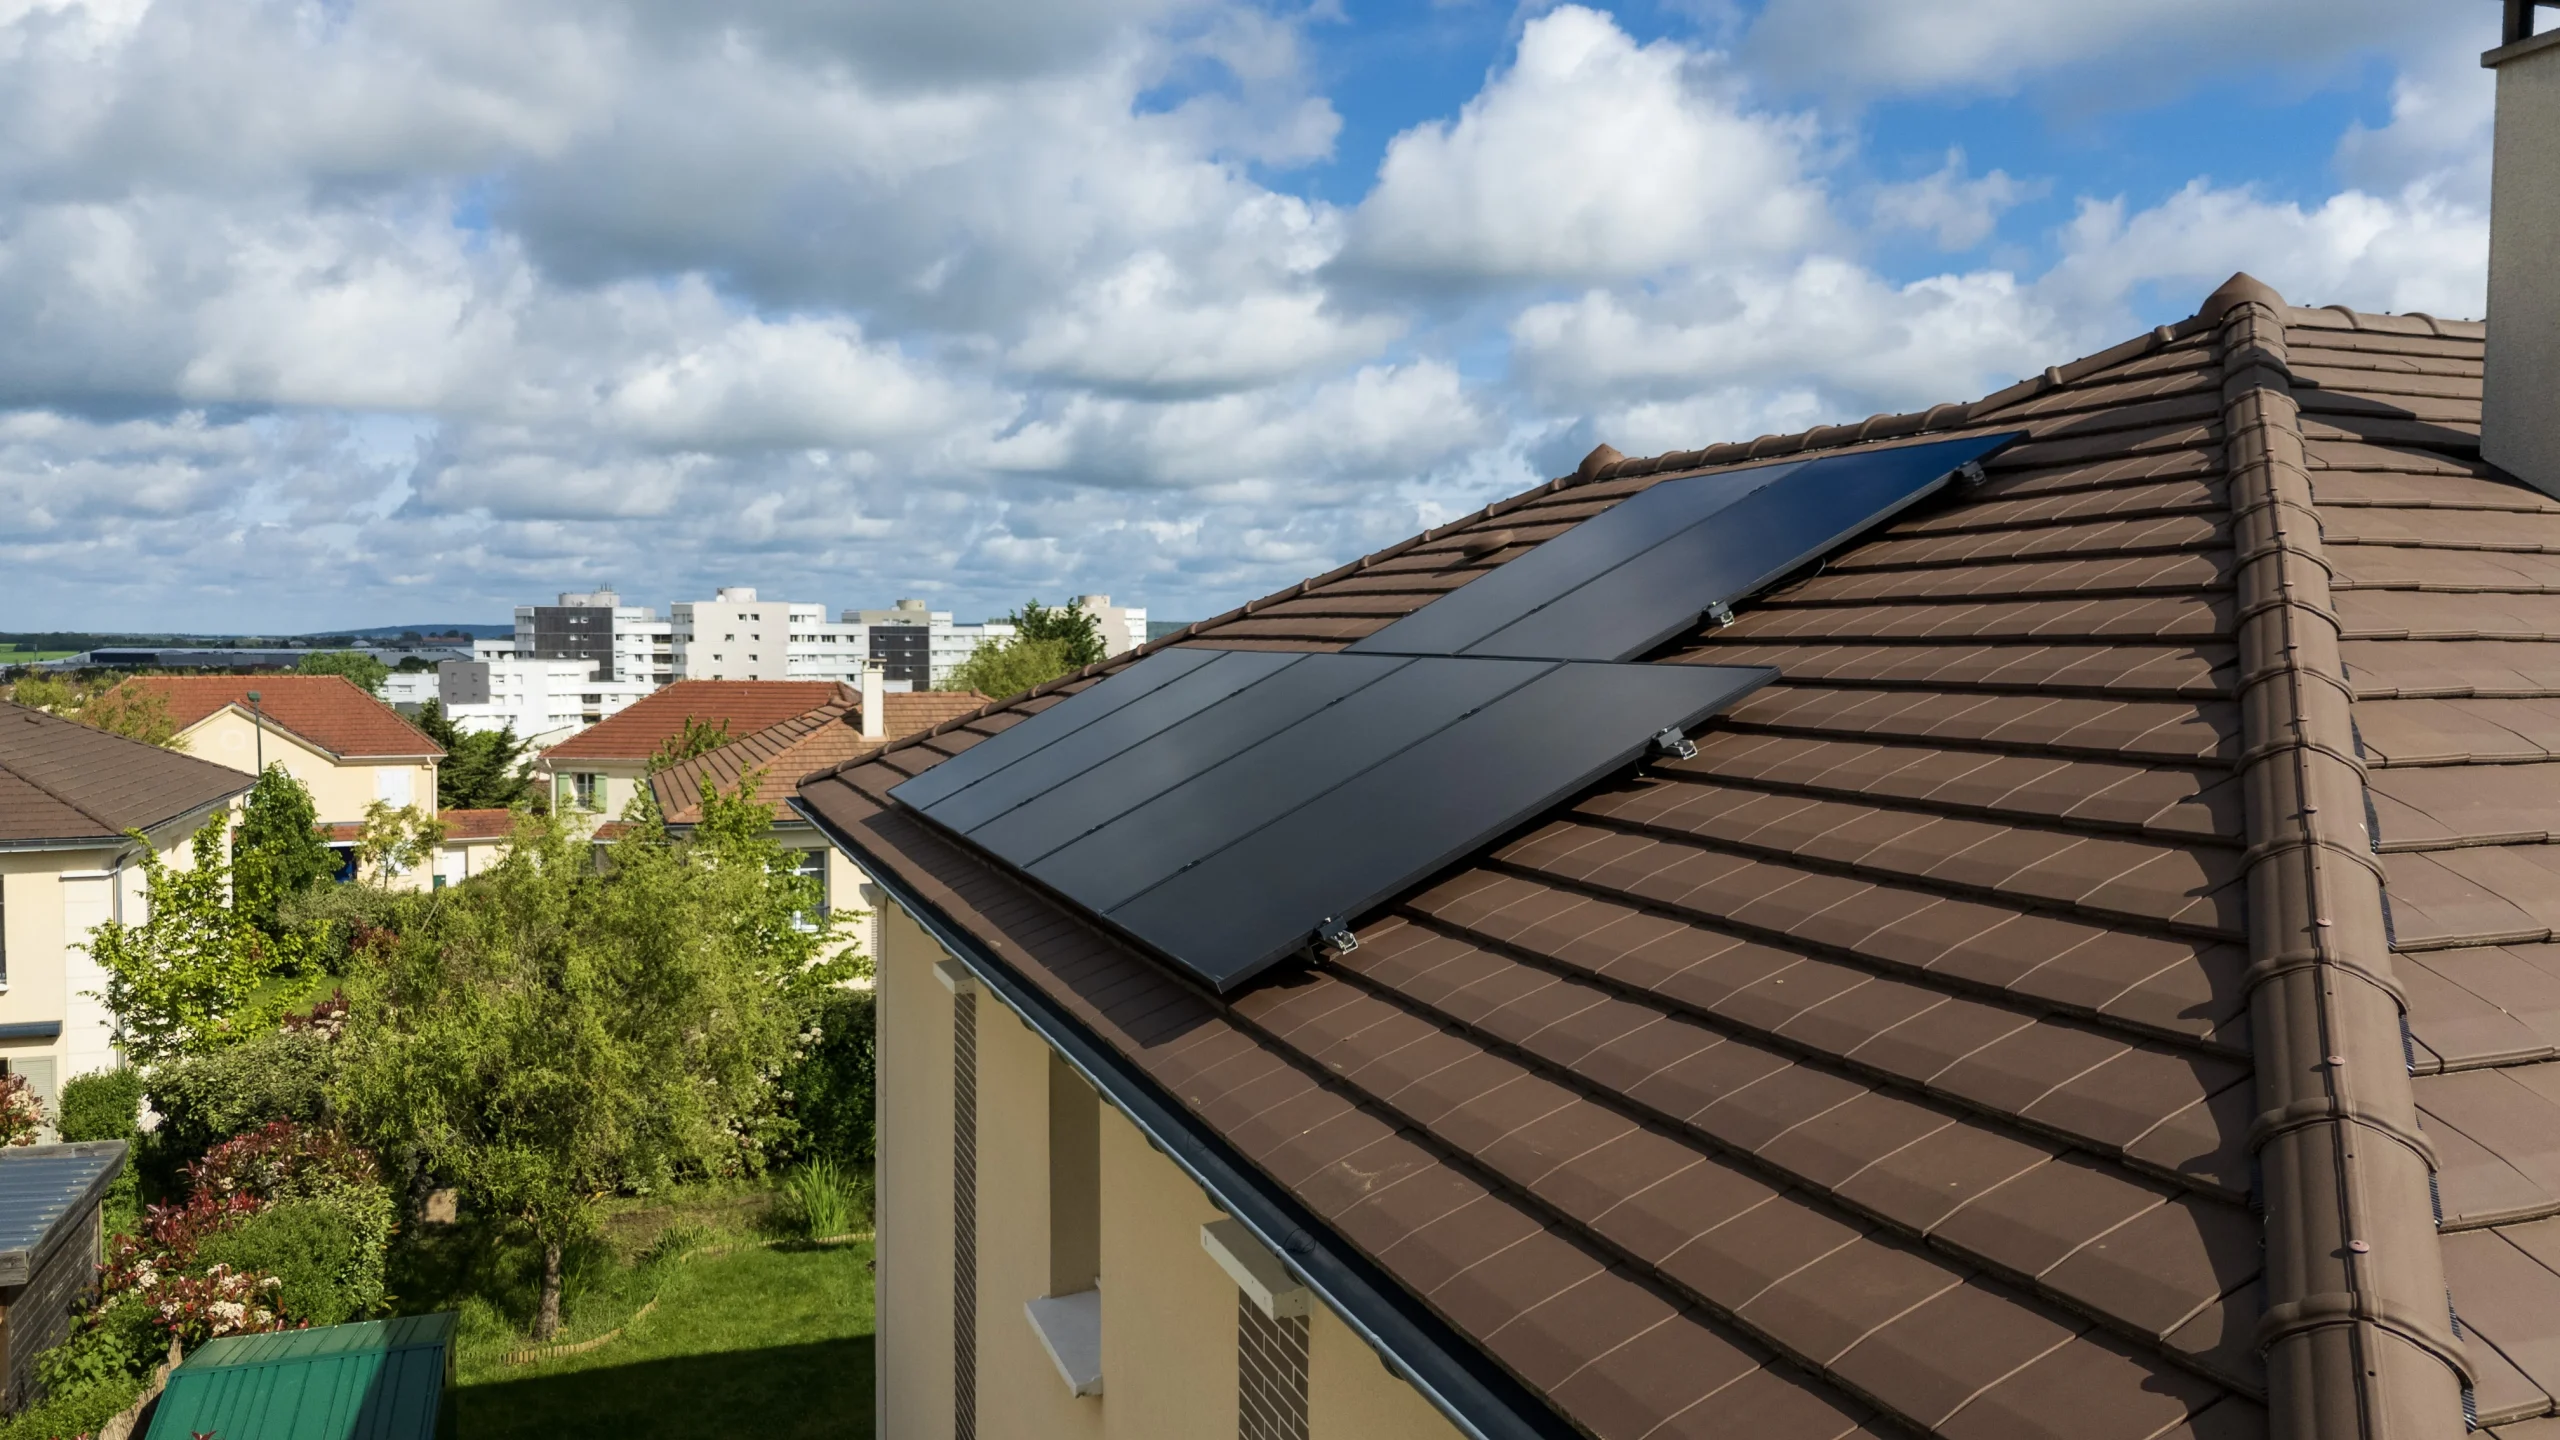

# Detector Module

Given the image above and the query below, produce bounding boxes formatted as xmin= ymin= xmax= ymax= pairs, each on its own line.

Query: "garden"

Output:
xmin=0 ymin=763 xmax=877 ymax=1440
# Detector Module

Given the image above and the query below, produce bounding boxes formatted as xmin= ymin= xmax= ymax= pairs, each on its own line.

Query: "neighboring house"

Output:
xmin=795 ymin=261 xmax=2560 ymax=1440
xmin=0 ymin=703 xmax=253 ymax=1121
xmin=535 ymin=679 xmax=852 ymax=821
xmin=429 ymin=809 xmax=517 ymax=889
xmin=649 ymin=683 xmax=984 ymax=965
xmin=105 ymin=676 xmax=443 ymax=853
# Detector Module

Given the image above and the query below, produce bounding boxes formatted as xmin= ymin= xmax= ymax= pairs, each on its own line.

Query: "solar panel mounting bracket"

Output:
xmin=1955 ymin=459 xmax=1989 ymax=487
xmin=1650 ymin=726 xmax=1699 ymax=762
xmin=1312 ymin=918 xmax=1360 ymax=956
xmin=1702 ymin=600 xmax=1736 ymax=628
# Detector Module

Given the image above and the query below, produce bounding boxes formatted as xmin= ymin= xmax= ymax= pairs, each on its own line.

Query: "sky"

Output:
xmin=0 ymin=0 xmax=2501 ymax=632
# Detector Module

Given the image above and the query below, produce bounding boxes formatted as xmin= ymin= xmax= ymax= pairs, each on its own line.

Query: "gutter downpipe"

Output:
xmin=791 ymin=797 xmax=1576 ymax=1440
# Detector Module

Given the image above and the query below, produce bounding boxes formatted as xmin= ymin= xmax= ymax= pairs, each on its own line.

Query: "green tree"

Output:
xmin=234 ymin=767 xmax=336 ymax=939
xmin=417 ymin=701 xmax=536 ymax=810
xmin=297 ymin=650 xmax=391 ymax=696
xmin=646 ymin=716 xmax=733 ymax=775
xmin=86 ymin=823 xmax=285 ymax=1065
xmin=354 ymin=800 xmax=445 ymax=882
xmin=333 ymin=786 xmax=845 ymax=1338
xmin=1009 ymin=597 xmax=1106 ymax=669
xmin=81 ymin=684 xmax=184 ymax=748
xmin=945 ymin=636 xmax=1075 ymax=701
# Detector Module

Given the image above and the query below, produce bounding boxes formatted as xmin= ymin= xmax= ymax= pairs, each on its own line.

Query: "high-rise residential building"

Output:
xmin=511 ymin=590 xmax=672 ymax=685
xmin=1074 ymin=594 xmax=1147 ymax=657
xmin=437 ymin=658 xmax=655 ymax=746
xmin=671 ymin=588 xmax=867 ymax=684
xmin=838 ymin=599 xmax=1016 ymax=690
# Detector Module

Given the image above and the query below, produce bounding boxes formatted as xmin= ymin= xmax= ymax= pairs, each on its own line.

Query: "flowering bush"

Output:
xmin=0 ymin=1071 xmax=41 ymax=1146
xmin=187 ymin=1120 xmax=376 ymax=1203
xmin=279 ymin=988 xmax=350 ymax=1040
xmin=145 ymin=1264 xmax=289 ymax=1349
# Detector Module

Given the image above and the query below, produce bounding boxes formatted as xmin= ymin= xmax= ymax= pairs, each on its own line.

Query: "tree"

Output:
xmin=417 ymin=701 xmax=535 ymax=809
xmin=6 ymin=672 xmax=78 ymax=713
xmin=234 ymin=767 xmax=337 ymax=940
xmin=946 ymin=636 xmax=1076 ymax=701
xmin=297 ymin=651 xmax=390 ymax=696
xmin=354 ymin=800 xmax=445 ymax=882
xmin=333 ymin=786 xmax=845 ymax=1338
xmin=81 ymin=684 xmax=184 ymax=749
xmin=1009 ymin=597 xmax=1106 ymax=669
xmin=86 ymin=823 xmax=286 ymax=1065
xmin=646 ymin=716 xmax=732 ymax=775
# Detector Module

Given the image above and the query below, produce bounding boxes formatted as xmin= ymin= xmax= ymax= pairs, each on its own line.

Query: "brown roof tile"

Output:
xmin=110 ymin=674 xmax=440 ymax=759
xmin=792 ymin=283 xmax=2560 ymax=1440
xmin=542 ymin=680 xmax=851 ymax=762
xmin=0 ymin=701 xmax=256 ymax=844
xmin=646 ymin=688 xmax=988 ymax=823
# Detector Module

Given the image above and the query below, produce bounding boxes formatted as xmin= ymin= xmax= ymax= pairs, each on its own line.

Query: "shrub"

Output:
xmin=0 ymin=1072 xmax=40 ymax=1146
xmin=57 ymin=1067 xmax=142 ymax=1143
xmin=146 ymin=1027 xmax=333 ymax=1164
xmin=777 ymin=1160 xmax=861 ymax=1240
xmin=775 ymin=988 xmax=875 ymax=1170
xmin=195 ymin=1199 xmax=372 ymax=1325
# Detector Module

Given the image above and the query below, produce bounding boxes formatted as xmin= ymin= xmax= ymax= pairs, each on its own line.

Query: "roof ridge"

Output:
xmin=2214 ymin=289 xmax=2473 ymax=1434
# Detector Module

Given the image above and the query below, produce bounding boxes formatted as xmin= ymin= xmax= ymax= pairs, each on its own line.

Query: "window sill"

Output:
xmin=1024 ymin=1290 xmax=1102 ymax=1397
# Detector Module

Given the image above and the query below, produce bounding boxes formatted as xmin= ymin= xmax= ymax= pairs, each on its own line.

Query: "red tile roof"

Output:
xmin=649 ymin=691 xmax=986 ymax=824
xmin=110 ymin=675 xmax=441 ymax=760
xmin=803 ymin=278 xmax=2534 ymax=1440
xmin=0 ymin=701 xmax=255 ymax=844
xmin=438 ymin=809 xmax=518 ymax=841
xmin=540 ymin=681 xmax=850 ymax=762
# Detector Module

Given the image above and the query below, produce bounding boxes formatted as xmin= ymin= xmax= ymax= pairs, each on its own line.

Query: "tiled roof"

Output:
xmin=650 ymin=690 xmax=987 ymax=824
xmin=0 ymin=702 xmax=256 ymax=845
xmin=540 ymin=680 xmax=851 ymax=762
xmin=438 ymin=809 xmax=517 ymax=841
xmin=799 ymin=278 xmax=2528 ymax=1440
xmin=110 ymin=675 xmax=442 ymax=760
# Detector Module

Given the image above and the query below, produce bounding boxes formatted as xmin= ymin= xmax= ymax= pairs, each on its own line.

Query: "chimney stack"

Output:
xmin=860 ymin=660 xmax=885 ymax=741
xmin=2483 ymin=2 xmax=2560 ymax=494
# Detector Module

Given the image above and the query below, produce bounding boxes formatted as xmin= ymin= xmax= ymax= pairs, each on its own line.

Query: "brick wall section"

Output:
xmin=954 ymin=990 xmax=979 ymax=1440
xmin=1238 ymin=1294 xmax=1309 ymax=1440
xmin=2214 ymin=279 xmax=2471 ymax=1439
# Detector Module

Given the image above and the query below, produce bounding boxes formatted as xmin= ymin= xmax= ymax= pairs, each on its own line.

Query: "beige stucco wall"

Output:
xmin=0 ymin=809 xmax=224 ymax=1129
xmin=537 ymin=758 xmax=649 ymax=820
xmin=873 ymin=894 xmax=1465 ymax=1440
xmin=180 ymin=709 xmax=437 ymax=826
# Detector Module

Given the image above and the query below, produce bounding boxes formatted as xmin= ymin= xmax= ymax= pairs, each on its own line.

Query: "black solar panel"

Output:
xmin=892 ymin=650 xmax=1773 ymax=990
xmin=1349 ymin=431 xmax=2022 ymax=661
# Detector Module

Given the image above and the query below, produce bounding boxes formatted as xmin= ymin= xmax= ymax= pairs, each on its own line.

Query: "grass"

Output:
xmin=0 ymin=645 xmax=75 ymax=661
xmin=393 ymin=1182 xmax=874 ymax=1440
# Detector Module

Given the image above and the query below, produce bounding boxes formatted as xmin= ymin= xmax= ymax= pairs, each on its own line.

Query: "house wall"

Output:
xmin=874 ymin=900 xmax=1465 ymax=1440
xmin=179 ymin=710 xmax=436 ymax=826
xmin=430 ymin=836 xmax=511 ymax=889
xmin=537 ymin=758 xmax=649 ymax=821
xmin=0 ymin=819 xmax=211 ymax=1126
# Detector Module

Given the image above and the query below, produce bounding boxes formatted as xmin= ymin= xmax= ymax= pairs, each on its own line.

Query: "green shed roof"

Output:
xmin=146 ymin=1313 xmax=456 ymax=1440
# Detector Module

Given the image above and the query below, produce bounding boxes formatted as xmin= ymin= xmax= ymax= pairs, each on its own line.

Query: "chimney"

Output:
xmin=860 ymin=660 xmax=885 ymax=741
xmin=2484 ymin=2 xmax=2560 ymax=494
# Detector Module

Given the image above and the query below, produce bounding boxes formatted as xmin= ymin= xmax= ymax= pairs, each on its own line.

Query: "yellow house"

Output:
xmin=536 ymin=679 xmax=851 ymax=823
xmin=0 ymin=701 xmax=253 ymax=1128
xmin=107 ymin=676 xmax=442 ymax=880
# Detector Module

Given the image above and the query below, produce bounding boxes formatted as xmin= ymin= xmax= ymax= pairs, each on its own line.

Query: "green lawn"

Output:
xmin=391 ymin=1183 xmax=875 ymax=1440
xmin=458 ymin=1240 xmax=875 ymax=1439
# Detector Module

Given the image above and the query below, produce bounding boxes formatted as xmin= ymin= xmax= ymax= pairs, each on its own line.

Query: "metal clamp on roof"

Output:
xmin=1650 ymin=726 xmax=1699 ymax=762
xmin=1955 ymin=459 xmax=1989 ymax=487
xmin=1702 ymin=600 xmax=1736 ymax=628
xmin=1313 ymin=918 xmax=1359 ymax=955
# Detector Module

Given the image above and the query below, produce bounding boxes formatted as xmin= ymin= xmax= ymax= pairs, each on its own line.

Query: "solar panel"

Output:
xmin=1350 ymin=431 xmax=2023 ymax=662
xmin=893 ymin=650 xmax=1773 ymax=991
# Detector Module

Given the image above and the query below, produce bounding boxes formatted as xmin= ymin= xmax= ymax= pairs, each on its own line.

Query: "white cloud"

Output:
xmin=1873 ymin=151 xmax=2037 ymax=251
xmin=1341 ymin=5 xmax=1825 ymax=284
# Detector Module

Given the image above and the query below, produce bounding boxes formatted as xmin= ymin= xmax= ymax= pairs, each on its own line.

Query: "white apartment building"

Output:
xmin=437 ymin=657 xmax=654 ymax=746
xmin=839 ymin=599 xmax=1017 ymax=690
xmin=1075 ymin=593 xmax=1148 ymax=657
xmin=512 ymin=590 xmax=673 ymax=686
xmin=670 ymin=587 xmax=867 ymax=684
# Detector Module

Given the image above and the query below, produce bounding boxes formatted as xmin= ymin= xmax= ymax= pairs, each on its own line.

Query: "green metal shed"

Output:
xmin=144 ymin=1313 xmax=457 ymax=1440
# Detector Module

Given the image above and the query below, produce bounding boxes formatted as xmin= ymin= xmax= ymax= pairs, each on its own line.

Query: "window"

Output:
xmin=573 ymin=772 xmax=602 ymax=810
xmin=790 ymin=848 xmax=828 ymax=931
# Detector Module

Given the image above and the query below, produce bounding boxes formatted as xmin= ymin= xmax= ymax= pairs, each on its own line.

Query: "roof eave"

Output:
xmin=0 ymin=782 xmax=250 ymax=852
xmin=790 ymin=796 xmax=1578 ymax=1440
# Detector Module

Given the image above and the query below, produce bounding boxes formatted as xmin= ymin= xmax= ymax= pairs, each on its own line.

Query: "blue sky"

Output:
xmin=0 ymin=0 xmax=2497 ymax=631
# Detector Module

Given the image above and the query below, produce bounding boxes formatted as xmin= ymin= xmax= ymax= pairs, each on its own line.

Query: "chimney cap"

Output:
xmin=2199 ymin=272 xmax=2287 ymax=323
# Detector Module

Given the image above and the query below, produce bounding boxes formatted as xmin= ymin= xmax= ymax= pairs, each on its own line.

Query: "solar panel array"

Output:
xmin=893 ymin=432 xmax=2019 ymax=991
